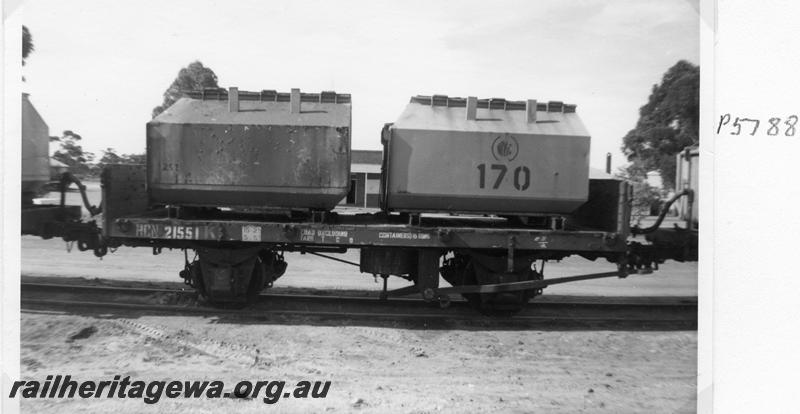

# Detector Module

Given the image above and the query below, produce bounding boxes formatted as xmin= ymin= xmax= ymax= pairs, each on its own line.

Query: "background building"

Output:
xmin=342 ymin=150 xmax=382 ymax=208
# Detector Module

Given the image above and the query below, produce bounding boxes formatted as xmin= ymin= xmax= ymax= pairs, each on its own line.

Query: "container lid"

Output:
xmin=393 ymin=94 xmax=588 ymax=137
xmin=150 ymin=89 xmax=351 ymax=127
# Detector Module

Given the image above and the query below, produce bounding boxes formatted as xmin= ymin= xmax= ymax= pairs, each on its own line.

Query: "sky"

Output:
xmin=20 ymin=0 xmax=699 ymax=170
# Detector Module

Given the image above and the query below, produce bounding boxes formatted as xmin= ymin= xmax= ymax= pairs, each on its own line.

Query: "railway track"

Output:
xmin=20 ymin=281 xmax=697 ymax=330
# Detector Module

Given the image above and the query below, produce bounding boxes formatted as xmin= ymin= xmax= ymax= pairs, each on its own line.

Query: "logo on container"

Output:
xmin=491 ymin=134 xmax=519 ymax=162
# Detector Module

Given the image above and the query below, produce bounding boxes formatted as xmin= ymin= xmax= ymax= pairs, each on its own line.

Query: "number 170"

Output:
xmin=477 ymin=164 xmax=530 ymax=191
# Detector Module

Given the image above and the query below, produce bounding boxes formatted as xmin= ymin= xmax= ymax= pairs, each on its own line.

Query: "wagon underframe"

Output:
xmin=25 ymin=164 xmax=684 ymax=315
xmin=108 ymin=215 xmax=628 ymax=254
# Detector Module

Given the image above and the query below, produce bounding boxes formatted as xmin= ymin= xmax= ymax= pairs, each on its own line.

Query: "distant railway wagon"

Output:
xmin=675 ymin=146 xmax=698 ymax=229
xmin=21 ymin=93 xmax=50 ymax=202
xmin=20 ymin=88 xmax=698 ymax=315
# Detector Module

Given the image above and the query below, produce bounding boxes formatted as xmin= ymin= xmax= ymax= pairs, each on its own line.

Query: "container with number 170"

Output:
xmin=380 ymin=95 xmax=591 ymax=215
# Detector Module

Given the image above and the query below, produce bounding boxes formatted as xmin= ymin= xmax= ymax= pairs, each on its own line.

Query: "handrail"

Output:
xmin=59 ymin=172 xmax=102 ymax=217
xmin=630 ymin=188 xmax=693 ymax=235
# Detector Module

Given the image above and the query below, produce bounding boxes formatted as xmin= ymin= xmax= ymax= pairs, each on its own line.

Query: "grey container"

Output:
xmin=381 ymin=95 xmax=591 ymax=215
xmin=21 ymin=93 xmax=51 ymax=199
xmin=147 ymin=88 xmax=351 ymax=210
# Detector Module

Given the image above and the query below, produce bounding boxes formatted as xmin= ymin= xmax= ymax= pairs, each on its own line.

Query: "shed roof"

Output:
xmin=351 ymin=150 xmax=382 ymax=165
xmin=589 ymin=167 xmax=614 ymax=179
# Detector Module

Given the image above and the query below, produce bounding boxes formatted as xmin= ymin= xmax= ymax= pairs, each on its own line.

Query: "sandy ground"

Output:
xmin=18 ymin=311 xmax=696 ymax=413
xmin=15 ymin=183 xmax=698 ymax=412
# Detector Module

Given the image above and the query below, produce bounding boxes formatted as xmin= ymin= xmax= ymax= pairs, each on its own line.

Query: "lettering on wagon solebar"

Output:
xmin=241 ymin=225 xmax=261 ymax=242
xmin=135 ymin=224 xmax=197 ymax=239
xmin=378 ymin=232 xmax=431 ymax=240
xmin=300 ymin=230 xmax=350 ymax=243
xmin=135 ymin=224 xmax=160 ymax=238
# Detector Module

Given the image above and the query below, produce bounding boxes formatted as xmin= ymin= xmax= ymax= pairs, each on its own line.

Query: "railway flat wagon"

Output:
xmin=21 ymin=88 xmax=698 ymax=315
xmin=100 ymin=172 xmax=633 ymax=313
xmin=21 ymin=93 xmax=84 ymax=236
xmin=97 ymin=91 xmax=636 ymax=314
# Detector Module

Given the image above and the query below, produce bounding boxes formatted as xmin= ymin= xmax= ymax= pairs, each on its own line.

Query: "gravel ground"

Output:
xmin=19 ymin=311 xmax=696 ymax=413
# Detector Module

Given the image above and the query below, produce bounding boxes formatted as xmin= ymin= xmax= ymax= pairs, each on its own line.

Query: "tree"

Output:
xmin=121 ymin=153 xmax=146 ymax=164
xmin=615 ymin=165 xmax=664 ymax=224
xmin=52 ymin=131 xmax=94 ymax=176
xmin=97 ymin=148 xmax=124 ymax=166
xmin=621 ymin=60 xmax=699 ymax=189
xmin=96 ymin=148 xmax=146 ymax=170
xmin=152 ymin=61 xmax=219 ymax=118
xmin=23 ymin=25 xmax=34 ymax=66
xmin=23 ymin=25 xmax=34 ymax=81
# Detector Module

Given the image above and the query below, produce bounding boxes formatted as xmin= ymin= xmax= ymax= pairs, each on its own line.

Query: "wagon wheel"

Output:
xmin=245 ymin=260 xmax=267 ymax=304
xmin=185 ymin=258 xmax=265 ymax=309
xmin=459 ymin=260 xmax=541 ymax=317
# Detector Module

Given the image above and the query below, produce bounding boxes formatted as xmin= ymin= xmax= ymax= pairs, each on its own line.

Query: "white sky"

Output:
xmin=21 ymin=0 xmax=698 ymax=169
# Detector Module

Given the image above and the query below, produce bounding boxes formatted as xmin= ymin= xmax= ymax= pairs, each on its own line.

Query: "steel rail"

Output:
xmin=20 ymin=281 xmax=697 ymax=328
xmin=19 ymin=298 xmax=695 ymax=324
xmin=20 ymin=281 xmax=696 ymax=307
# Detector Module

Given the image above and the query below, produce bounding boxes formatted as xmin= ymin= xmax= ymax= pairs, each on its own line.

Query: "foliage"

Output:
xmin=52 ymin=131 xmax=95 ymax=176
xmin=50 ymin=134 xmax=146 ymax=177
xmin=152 ymin=61 xmax=219 ymax=118
xmin=23 ymin=25 xmax=34 ymax=65
xmin=97 ymin=148 xmax=124 ymax=166
xmin=122 ymin=153 xmax=146 ymax=164
xmin=621 ymin=60 xmax=699 ymax=189
xmin=615 ymin=165 xmax=665 ymax=222
xmin=96 ymin=148 xmax=146 ymax=170
xmin=23 ymin=25 xmax=34 ymax=81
